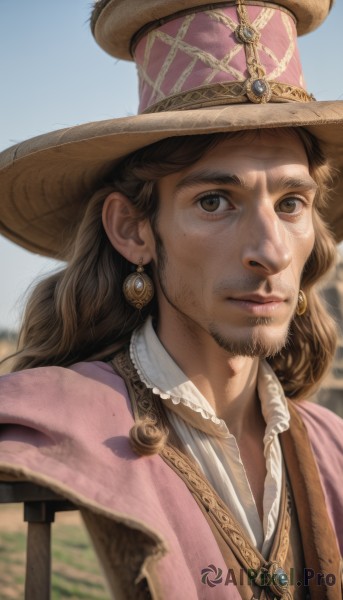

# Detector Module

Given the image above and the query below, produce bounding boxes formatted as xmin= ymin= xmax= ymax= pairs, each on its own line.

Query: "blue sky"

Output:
xmin=1 ymin=0 xmax=343 ymax=330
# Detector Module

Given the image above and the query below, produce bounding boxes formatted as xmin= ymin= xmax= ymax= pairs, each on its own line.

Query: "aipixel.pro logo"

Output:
xmin=201 ymin=565 xmax=223 ymax=587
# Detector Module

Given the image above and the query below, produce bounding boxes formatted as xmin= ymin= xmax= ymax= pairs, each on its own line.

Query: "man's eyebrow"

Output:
xmin=173 ymin=170 xmax=318 ymax=194
xmin=174 ymin=170 xmax=246 ymax=193
xmin=276 ymin=176 xmax=318 ymax=193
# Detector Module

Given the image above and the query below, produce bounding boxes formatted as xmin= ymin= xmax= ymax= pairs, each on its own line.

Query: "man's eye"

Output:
xmin=198 ymin=194 xmax=229 ymax=213
xmin=277 ymin=197 xmax=304 ymax=214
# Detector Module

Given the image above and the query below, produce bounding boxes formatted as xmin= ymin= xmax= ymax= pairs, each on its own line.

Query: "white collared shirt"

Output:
xmin=130 ymin=317 xmax=290 ymax=557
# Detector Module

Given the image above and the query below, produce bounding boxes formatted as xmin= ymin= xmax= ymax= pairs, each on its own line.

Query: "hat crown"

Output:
xmin=133 ymin=2 xmax=309 ymax=113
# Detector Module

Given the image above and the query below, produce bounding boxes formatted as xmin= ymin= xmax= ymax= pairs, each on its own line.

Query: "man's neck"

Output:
xmin=156 ymin=316 xmax=261 ymax=442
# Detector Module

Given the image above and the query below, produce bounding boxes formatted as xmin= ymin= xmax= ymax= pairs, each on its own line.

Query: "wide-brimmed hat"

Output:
xmin=1 ymin=0 xmax=343 ymax=258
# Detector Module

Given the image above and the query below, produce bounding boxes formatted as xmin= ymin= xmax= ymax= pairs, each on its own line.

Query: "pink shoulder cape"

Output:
xmin=0 ymin=362 xmax=341 ymax=598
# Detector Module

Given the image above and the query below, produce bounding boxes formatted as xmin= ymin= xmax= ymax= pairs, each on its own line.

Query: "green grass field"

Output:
xmin=0 ymin=506 xmax=109 ymax=599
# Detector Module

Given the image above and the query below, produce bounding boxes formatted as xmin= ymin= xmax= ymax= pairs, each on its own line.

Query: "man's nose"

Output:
xmin=241 ymin=209 xmax=291 ymax=275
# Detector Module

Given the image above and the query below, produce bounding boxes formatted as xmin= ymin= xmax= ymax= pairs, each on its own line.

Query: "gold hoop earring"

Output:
xmin=123 ymin=260 xmax=154 ymax=310
xmin=296 ymin=290 xmax=307 ymax=316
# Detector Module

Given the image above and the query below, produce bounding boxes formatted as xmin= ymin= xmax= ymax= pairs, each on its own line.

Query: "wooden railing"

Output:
xmin=0 ymin=481 xmax=77 ymax=600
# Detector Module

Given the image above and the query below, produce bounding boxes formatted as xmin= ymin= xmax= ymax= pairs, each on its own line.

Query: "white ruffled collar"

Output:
xmin=130 ymin=316 xmax=289 ymax=439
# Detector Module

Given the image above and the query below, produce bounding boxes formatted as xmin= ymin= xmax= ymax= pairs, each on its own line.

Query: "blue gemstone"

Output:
xmin=252 ymin=79 xmax=267 ymax=96
xmin=275 ymin=567 xmax=289 ymax=587
xmin=243 ymin=27 xmax=254 ymax=40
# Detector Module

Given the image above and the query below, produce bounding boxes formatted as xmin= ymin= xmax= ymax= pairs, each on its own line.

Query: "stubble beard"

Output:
xmin=208 ymin=320 xmax=290 ymax=358
xmin=155 ymin=236 xmax=291 ymax=359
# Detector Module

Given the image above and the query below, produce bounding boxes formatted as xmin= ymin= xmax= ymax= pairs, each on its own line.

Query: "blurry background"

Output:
xmin=0 ymin=0 xmax=140 ymax=332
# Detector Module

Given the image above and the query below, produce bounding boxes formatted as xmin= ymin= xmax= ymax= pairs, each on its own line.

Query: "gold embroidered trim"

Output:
xmin=144 ymin=80 xmax=314 ymax=112
xmin=112 ymin=349 xmax=168 ymax=428
xmin=112 ymin=349 xmax=292 ymax=597
xmin=162 ymin=445 xmax=261 ymax=570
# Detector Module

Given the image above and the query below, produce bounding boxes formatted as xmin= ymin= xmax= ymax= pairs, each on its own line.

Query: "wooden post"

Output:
xmin=24 ymin=500 xmax=56 ymax=600
xmin=25 ymin=520 xmax=52 ymax=600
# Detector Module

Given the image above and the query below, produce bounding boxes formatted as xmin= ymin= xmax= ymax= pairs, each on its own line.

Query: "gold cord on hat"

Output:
xmin=296 ymin=290 xmax=307 ymax=316
xmin=235 ymin=0 xmax=272 ymax=103
xmin=123 ymin=259 xmax=154 ymax=310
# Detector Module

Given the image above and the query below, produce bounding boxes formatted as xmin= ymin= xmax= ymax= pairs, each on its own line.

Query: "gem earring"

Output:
xmin=296 ymin=290 xmax=307 ymax=316
xmin=123 ymin=260 xmax=154 ymax=310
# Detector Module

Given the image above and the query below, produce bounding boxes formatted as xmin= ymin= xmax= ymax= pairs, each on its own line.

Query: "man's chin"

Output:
xmin=209 ymin=324 xmax=289 ymax=358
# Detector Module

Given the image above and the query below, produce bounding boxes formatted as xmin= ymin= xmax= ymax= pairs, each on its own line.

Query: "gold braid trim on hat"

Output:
xmin=144 ymin=81 xmax=314 ymax=113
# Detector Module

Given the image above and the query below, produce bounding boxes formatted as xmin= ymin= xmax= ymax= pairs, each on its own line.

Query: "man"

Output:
xmin=0 ymin=1 xmax=342 ymax=598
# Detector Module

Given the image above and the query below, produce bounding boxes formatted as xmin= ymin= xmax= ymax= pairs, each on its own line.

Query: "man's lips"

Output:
xmin=227 ymin=294 xmax=287 ymax=315
xmin=228 ymin=294 xmax=286 ymax=303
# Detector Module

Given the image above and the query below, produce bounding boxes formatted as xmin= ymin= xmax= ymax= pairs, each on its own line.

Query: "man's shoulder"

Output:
xmin=294 ymin=399 xmax=343 ymax=438
xmin=0 ymin=361 xmax=132 ymax=435
xmin=292 ymin=399 xmax=342 ymax=476
xmin=292 ymin=400 xmax=343 ymax=550
xmin=0 ymin=360 xmax=126 ymax=395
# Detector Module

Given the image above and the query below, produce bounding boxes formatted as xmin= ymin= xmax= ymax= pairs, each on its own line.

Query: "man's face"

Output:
xmin=151 ymin=131 xmax=317 ymax=358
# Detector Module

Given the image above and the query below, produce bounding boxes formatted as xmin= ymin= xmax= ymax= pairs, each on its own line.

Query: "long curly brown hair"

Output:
xmin=8 ymin=128 xmax=337 ymax=400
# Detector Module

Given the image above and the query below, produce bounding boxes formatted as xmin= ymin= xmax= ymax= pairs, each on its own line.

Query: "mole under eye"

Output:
xmin=198 ymin=193 xmax=230 ymax=213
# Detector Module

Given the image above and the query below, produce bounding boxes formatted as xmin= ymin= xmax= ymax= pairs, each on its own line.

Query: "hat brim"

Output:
xmin=1 ymin=100 xmax=343 ymax=258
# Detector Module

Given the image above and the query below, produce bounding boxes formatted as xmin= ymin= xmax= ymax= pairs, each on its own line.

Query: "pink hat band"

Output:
xmin=133 ymin=1 xmax=313 ymax=114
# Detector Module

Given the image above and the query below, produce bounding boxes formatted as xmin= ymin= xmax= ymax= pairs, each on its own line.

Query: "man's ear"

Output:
xmin=102 ymin=192 xmax=155 ymax=264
